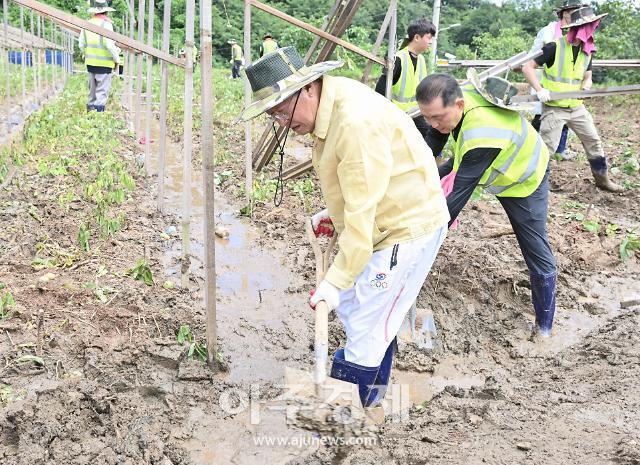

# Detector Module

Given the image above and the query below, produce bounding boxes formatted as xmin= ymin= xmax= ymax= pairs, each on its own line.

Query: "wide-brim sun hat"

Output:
xmin=238 ymin=46 xmax=343 ymax=122
xmin=562 ymin=6 xmax=608 ymax=28
xmin=227 ymin=39 xmax=237 ymax=45
xmin=88 ymin=0 xmax=115 ymax=13
xmin=553 ymin=0 xmax=588 ymax=14
xmin=467 ymin=68 xmax=536 ymax=112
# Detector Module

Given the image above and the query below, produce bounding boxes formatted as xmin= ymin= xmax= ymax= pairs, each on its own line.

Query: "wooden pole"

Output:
xmin=180 ymin=0 xmax=194 ymax=288
xmin=430 ymin=0 xmax=441 ymax=72
xmin=20 ymin=7 xmax=27 ymax=116
xmin=36 ymin=16 xmax=41 ymax=99
xmin=243 ymin=0 xmax=252 ymax=203
xmin=360 ymin=1 xmax=394 ymax=84
xmin=200 ymin=0 xmax=218 ymax=371
xmin=157 ymin=0 xmax=170 ymax=212
xmin=121 ymin=11 xmax=128 ymax=108
xmin=385 ymin=1 xmax=396 ymax=99
xmin=127 ymin=0 xmax=135 ymax=114
xmin=3 ymin=0 xmax=10 ymax=103
xmin=249 ymin=0 xmax=385 ymax=66
xmin=303 ymin=0 xmax=341 ymax=64
xmin=134 ymin=0 xmax=146 ymax=136
xmin=143 ymin=0 xmax=155 ymax=173
xmin=30 ymin=10 xmax=37 ymax=104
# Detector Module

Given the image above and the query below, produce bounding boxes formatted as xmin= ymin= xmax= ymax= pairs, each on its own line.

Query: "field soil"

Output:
xmin=1 ymin=88 xmax=639 ymax=465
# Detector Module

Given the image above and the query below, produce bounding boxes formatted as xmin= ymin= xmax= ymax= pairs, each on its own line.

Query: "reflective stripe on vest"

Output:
xmin=540 ymin=36 xmax=589 ymax=108
xmin=83 ymin=17 xmax=115 ymax=68
xmin=453 ymin=88 xmax=549 ymax=198
xmin=391 ymin=49 xmax=427 ymax=111
xmin=262 ymin=39 xmax=278 ymax=55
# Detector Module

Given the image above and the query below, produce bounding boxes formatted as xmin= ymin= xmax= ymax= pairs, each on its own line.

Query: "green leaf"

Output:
xmin=16 ymin=355 xmax=44 ymax=366
xmin=177 ymin=324 xmax=192 ymax=344
xmin=582 ymin=220 xmax=599 ymax=234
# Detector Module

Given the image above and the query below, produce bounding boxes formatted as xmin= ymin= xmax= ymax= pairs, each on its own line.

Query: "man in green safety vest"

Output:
xmin=376 ymin=19 xmax=435 ymax=144
xmin=417 ymin=73 xmax=558 ymax=339
xmin=259 ymin=33 xmax=279 ymax=57
xmin=78 ymin=0 xmax=120 ymax=112
xmin=228 ymin=39 xmax=243 ymax=79
xmin=523 ymin=6 xmax=622 ymax=192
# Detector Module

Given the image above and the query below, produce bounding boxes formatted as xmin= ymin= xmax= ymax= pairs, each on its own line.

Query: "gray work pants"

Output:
xmin=539 ymin=104 xmax=607 ymax=170
xmin=88 ymin=72 xmax=112 ymax=108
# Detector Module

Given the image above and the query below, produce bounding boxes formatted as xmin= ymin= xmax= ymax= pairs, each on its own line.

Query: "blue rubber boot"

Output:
xmin=555 ymin=125 xmax=569 ymax=159
xmin=94 ymin=105 xmax=106 ymax=112
xmin=330 ymin=349 xmax=382 ymax=407
xmin=530 ymin=272 xmax=557 ymax=337
xmin=86 ymin=104 xmax=95 ymax=112
xmin=372 ymin=337 xmax=396 ymax=402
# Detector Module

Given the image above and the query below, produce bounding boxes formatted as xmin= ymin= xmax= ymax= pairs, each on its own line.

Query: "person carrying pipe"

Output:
xmin=78 ymin=0 xmax=120 ymax=112
xmin=237 ymin=47 xmax=449 ymax=408
xmin=522 ymin=6 xmax=622 ymax=192
xmin=416 ymin=72 xmax=558 ymax=339
xmin=528 ymin=0 xmax=588 ymax=161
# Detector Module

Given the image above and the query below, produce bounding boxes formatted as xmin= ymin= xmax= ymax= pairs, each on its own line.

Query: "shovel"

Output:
xmin=283 ymin=219 xmax=379 ymax=429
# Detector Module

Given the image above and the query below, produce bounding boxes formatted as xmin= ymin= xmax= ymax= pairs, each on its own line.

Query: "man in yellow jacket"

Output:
xmin=228 ymin=39 xmax=243 ymax=79
xmin=78 ymin=0 xmax=120 ymax=112
xmin=239 ymin=47 xmax=449 ymax=408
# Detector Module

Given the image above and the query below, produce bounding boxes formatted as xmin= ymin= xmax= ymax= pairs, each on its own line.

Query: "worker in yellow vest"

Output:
xmin=228 ymin=39 xmax=243 ymax=79
xmin=523 ymin=6 xmax=622 ymax=192
xmin=417 ymin=73 xmax=558 ymax=339
xmin=376 ymin=19 xmax=435 ymax=143
xmin=259 ymin=33 xmax=279 ymax=57
xmin=78 ymin=0 xmax=120 ymax=112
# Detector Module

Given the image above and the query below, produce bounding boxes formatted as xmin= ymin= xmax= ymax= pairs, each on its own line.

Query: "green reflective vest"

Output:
xmin=231 ymin=43 xmax=243 ymax=61
xmin=82 ymin=16 xmax=115 ymax=68
xmin=540 ymin=36 xmax=590 ymax=108
xmin=452 ymin=87 xmax=549 ymax=198
xmin=391 ymin=48 xmax=427 ymax=111
xmin=262 ymin=39 xmax=278 ymax=55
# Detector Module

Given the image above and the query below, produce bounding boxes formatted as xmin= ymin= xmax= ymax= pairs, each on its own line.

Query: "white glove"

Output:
xmin=309 ymin=279 xmax=341 ymax=311
xmin=311 ymin=208 xmax=334 ymax=237
xmin=536 ymin=88 xmax=551 ymax=103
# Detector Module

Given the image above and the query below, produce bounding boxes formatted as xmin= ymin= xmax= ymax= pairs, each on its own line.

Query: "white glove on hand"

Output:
xmin=309 ymin=279 xmax=341 ymax=311
xmin=536 ymin=88 xmax=551 ymax=103
xmin=311 ymin=208 xmax=334 ymax=237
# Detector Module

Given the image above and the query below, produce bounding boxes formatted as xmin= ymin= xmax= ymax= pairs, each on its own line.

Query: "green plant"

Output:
xmin=0 ymin=283 xmax=14 ymax=319
xmin=126 ymin=259 xmax=154 ymax=286
xmin=606 ymin=223 xmax=620 ymax=238
xmin=620 ymin=232 xmax=640 ymax=261
xmin=214 ymin=169 xmax=234 ymax=186
xmin=177 ymin=324 xmax=207 ymax=362
xmin=77 ymin=223 xmax=91 ymax=252
xmin=582 ymin=220 xmax=600 ymax=234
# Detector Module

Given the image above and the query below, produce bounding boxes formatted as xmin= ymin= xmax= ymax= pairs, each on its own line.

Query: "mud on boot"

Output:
xmin=530 ymin=272 xmax=557 ymax=338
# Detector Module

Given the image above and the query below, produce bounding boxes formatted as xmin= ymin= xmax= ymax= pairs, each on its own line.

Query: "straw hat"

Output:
xmin=88 ymin=0 xmax=115 ymax=14
xmin=466 ymin=68 xmax=536 ymax=112
xmin=553 ymin=0 xmax=588 ymax=14
xmin=238 ymin=46 xmax=342 ymax=121
xmin=562 ymin=6 xmax=608 ymax=29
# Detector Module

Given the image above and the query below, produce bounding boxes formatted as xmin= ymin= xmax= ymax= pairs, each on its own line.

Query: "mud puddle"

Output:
xmin=141 ymin=117 xmax=318 ymax=463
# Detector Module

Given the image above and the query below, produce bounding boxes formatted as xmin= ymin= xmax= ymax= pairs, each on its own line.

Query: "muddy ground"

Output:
xmin=1 ymin=84 xmax=639 ymax=465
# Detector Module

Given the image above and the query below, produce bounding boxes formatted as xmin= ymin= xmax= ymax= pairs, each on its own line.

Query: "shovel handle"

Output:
xmin=305 ymin=217 xmax=336 ymax=394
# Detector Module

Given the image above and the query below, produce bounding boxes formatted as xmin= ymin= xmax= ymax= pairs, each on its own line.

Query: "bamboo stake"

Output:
xmin=385 ymin=1 xmax=396 ymax=99
xmin=134 ymin=0 xmax=145 ymax=136
xmin=157 ymin=0 xmax=170 ymax=212
xmin=121 ymin=11 xmax=128 ymax=108
xmin=200 ymin=0 xmax=218 ymax=371
xmin=30 ymin=10 xmax=37 ymax=103
xmin=243 ymin=0 xmax=252 ymax=202
xmin=143 ymin=0 xmax=154 ymax=174
xmin=180 ymin=0 xmax=194 ymax=288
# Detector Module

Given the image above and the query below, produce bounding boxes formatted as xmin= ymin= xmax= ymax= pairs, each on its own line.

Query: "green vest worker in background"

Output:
xmin=376 ymin=19 xmax=435 ymax=146
xmin=523 ymin=6 xmax=622 ymax=192
xmin=228 ymin=39 xmax=243 ymax=79
xmin=417 ymin=73 xmax=558 ymax=339
xmin=259 ymin=34 xmax=279 ymax=57
xmin=78 ymin=0 xmax=121 ymax=112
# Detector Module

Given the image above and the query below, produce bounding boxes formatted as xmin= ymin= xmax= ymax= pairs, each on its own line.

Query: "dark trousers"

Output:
xmin=497 ymin=167 xmax=556 ymax=276
xmin=231 ymin=60 xmax=242 ymax=78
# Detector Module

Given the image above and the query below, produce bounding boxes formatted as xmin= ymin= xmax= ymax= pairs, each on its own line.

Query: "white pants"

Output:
xmin=88 ymin=72 xmax=112 ymax=107
xmin=336 ymin=225 xmax=447 ymax=367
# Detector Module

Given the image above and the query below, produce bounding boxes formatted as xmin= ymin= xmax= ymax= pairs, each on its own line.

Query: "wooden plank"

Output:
xmin=315 ymin=0 xmax=363 ymax=62
xmin=384 ymin=1 xmax=396 ymax=99
xmin=282 ymin=158 xmax=313 ymax=181
xmin=244 ymin=0 xmax=252 ymax=201
xmin=360 ymin=2 xmax=394 ymax=83
xmin=303 ymin=0 xmax=342 ymax=64
xmin=249 ymin=0 xmax=385 ymax=66
xmin=440 ymin=58 xmax=640 ymax=69
xmin=11 ymin=0 xmax=185 ymax=67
